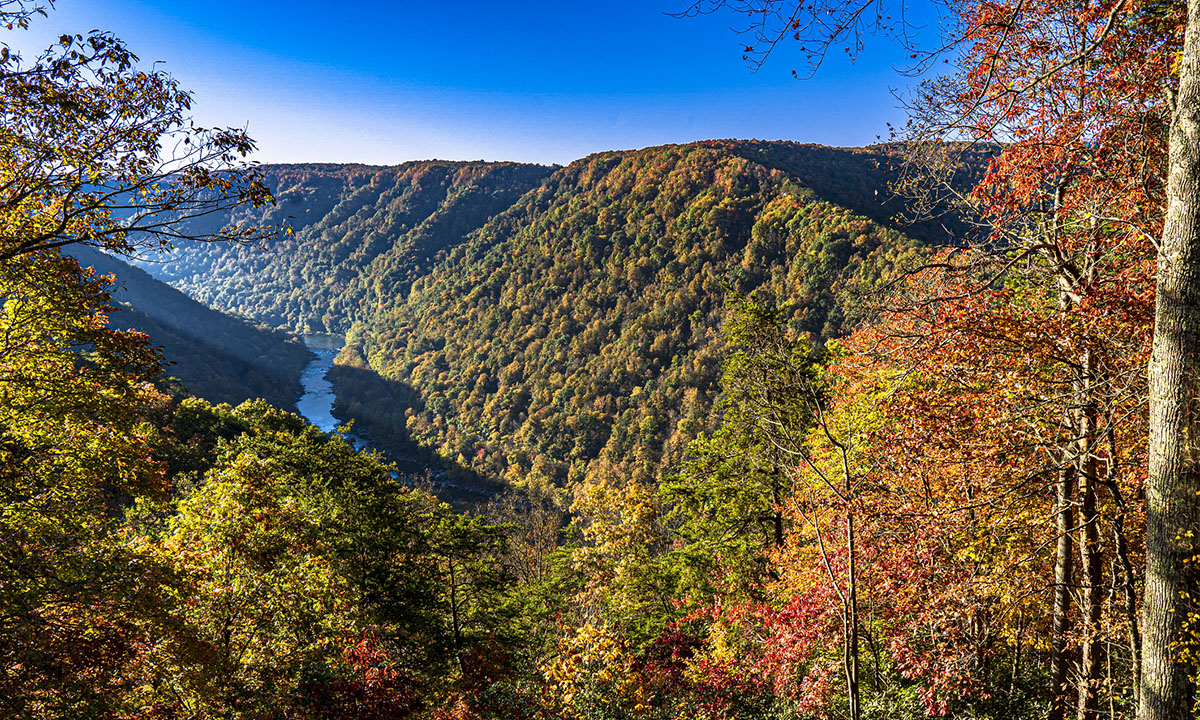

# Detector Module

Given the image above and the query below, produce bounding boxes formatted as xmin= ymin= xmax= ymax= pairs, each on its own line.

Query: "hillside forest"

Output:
xmin=3 ymin=0 xmax=1199 ymax=719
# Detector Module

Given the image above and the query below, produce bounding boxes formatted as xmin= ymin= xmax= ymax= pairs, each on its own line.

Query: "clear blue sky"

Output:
xmin=11 ymin=0 xmax=938 ymax=165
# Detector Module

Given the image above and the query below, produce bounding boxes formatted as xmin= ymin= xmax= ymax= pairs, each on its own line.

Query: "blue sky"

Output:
xmin=11 ymin=1 xmax=939 ymax=165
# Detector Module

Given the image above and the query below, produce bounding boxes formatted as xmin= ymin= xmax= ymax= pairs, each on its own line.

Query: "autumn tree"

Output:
xmin=0 ymin=0 xmax=274 ymax=262
xmin=886 ymin=4 xmax=1168 ymax=716
xmin=0 ymin=250 xmax=169 ymax=719
xmin=152 ymin=450 xmax=360 ymax=717
xmin=0 ymin=1 xmax=278 ymax=714
xmin=721 ymin=300 xmax=871 ymax=719
xmin=686 ymin=0 xmax=1196 ymax=717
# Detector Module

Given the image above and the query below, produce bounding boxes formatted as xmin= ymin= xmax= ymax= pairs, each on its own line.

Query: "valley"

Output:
xmin=136 ymin=140 xmax=927 ymax=499
xmin=72 ymin=245 xmax=313 ymax=411
xmin=7 ymin=0 xmax=1191 ymax=715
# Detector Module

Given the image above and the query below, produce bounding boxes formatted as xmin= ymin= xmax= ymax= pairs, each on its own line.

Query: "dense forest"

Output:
xmin=4 ymin=0 xmax=1200 ymax=718
xmin=136 ymin=161 xmax=554 ymax=333
xmin=140 ymin=142 xmax=928 ymax=494
xmin=351 ymin=141 xmax=923 ymax=493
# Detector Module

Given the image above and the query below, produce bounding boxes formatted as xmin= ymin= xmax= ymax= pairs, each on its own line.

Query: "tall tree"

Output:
xmin=0 ymin=2 xmax=278 ymax=714
xmin=688 ymin=0 xmax=1197 ymax=716
xmin=1141 ymin=0 xmax=1200 ymax=714
xmin=0 ymin=250 xmax=167 ymax=720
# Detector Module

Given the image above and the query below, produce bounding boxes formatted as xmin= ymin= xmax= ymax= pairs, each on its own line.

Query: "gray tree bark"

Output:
xmin=1051 ymin=461 xmax=1077 ymax=720
xmin=1139 ymin=0 xmax=1200 ymax=715
xmin=1078 ymin=350 xmax=1104 ymax=720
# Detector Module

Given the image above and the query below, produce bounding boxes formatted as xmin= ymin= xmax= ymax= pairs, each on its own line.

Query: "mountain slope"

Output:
xmin=139 ymin=140 xmax=927 ymax=493
xmin=343 ymin=141 xmax=922 ymax=489
xmin=138 ymin=161 xmax=555 ymax=332
xmin=73 ymin=246 xmax=311 ymax=410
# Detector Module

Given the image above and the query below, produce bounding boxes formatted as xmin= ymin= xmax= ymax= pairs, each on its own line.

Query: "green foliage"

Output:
xmin=126 ymin=396 xmax=526 ymax=716
xmin=155 ymin=446 xmax=358 ymax=716
xmin=0 ymin=251 xmax=171 ymax=720
xmin=140 ymin=161 xmax=554 ymax=333
xmin=661 ymin=299 xmax=818 ymax=604
xmin=356 ymin=141 xmax=916 ymax=495
xmin=0 ymin=3 xmax=282 ymax=708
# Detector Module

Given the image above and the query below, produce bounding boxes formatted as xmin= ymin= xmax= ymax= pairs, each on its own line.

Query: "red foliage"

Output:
xmin=294 ymin=632 xmax=420 ymax=720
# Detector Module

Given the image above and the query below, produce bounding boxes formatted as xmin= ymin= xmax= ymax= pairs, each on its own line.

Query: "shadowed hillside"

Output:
xmin=73 ymin=246 xmax=311 ymax=410
xmin=136 ymin=160 xmax=555 ymax=333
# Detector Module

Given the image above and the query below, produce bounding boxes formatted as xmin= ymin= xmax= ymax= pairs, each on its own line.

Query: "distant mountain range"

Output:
xmin=130 ymin=140 xmax=940 ymax=492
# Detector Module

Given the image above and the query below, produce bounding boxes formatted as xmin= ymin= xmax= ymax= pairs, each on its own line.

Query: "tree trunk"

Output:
xmin=846 ymin=506 xmax=861 ymax=720
xmin=1076 ymin=453 xmax=1103 ymax=720
xmin=1051 ymin=461 xmax=1077 ymax=720
xmin=1078 ymin=351 xmax=1104 ymax=720
xmin=1140 ymin=0 xmax=1200 ymax=714
xmin=1101 ymin=423 xmax=1141 ymax=705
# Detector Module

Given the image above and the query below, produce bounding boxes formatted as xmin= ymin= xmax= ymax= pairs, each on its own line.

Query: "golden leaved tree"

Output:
xmin=0 ymin=1 xmax=275 ymax=716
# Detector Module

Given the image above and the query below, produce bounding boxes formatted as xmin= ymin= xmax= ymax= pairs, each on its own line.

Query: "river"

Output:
xmin=295 ymin=334 xmax=356 ymax=437
xmin=294 ymin=334 xmax=482 ymax=501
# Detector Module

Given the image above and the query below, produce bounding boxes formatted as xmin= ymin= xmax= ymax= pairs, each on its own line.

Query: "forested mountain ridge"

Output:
xmin=141 ymin=141 xmax=912 ymax=494
xmin=725 ymin=140 xmax=982 ymax=243
xmin=71 ymin=246 xmax=311 ymax=410
xmin=137 ymin=140 xmax=924 ymax=494
xmin=140 ymin=160 xmax=555 ymax=332
xmin=350 ymin=142 xmax=921 ymax=491
xmin=136 ymin=143 xmax=942 ymax=336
